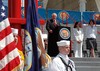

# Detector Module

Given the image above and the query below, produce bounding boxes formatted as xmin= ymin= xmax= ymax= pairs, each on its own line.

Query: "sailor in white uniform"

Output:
xmin=46 ymin=40 xmax=76 ymax=71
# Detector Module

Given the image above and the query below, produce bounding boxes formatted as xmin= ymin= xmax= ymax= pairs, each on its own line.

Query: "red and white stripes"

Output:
xmin=0 ymin=18 xmax=20 ymax=71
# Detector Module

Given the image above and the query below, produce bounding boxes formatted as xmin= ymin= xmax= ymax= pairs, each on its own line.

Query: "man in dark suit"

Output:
xmin=46 ymin=13 xmax=60 ymax=57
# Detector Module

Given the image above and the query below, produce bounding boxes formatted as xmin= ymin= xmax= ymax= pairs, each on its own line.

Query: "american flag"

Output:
xmin=0 ymin=1 xmax=20 ymax=71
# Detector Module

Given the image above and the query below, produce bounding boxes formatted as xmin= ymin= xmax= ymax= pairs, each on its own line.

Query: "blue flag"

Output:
xmin=24 ymin=0 xmax=40 ymax=71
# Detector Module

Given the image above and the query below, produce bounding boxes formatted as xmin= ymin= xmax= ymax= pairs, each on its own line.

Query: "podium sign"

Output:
xmin=58 ymin=26 xmax=71 ymax=41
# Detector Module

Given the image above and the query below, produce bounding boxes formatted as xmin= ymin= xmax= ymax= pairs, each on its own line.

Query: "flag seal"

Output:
xmin=59 ymin=28 xmax=70 ymax=39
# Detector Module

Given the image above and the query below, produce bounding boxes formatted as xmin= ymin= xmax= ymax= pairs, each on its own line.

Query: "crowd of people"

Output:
xmin=11 ymin=13 xmax=98 ymax=71
xmin=45 ymin=13 xmax=98 ymax=58
xmin=41 ymin=13 xmax=98 ymax=71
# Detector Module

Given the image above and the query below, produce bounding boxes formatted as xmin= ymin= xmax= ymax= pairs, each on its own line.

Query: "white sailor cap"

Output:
xmin=11 ymin=28 xmax=18 ymax=35
xmin=42 ymin=34 xmax=47 ymax=40
xmin=57 ymin=40 xmax=70 ymax=47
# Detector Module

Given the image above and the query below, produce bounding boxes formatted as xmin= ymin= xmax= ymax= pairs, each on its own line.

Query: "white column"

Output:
xmin=79 ymin=0 xmax=87 ymax=21
xmin=95 ymin=0 xmax=100 ymax=12
xmin=43 ymin=0 xmax=48 ymax=9
xmin=79 ymin=0 xmax=87 ymax=12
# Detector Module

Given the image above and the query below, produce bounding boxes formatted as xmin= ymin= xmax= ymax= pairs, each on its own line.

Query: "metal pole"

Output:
xmin=79 ymin=0 xmax=87 ymax=21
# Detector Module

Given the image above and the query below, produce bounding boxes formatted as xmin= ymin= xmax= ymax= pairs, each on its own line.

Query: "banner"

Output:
xmin=47 ymin=9 xmax=81 ymax=24
xmin=83 ymin=12 xmax=100 ymax=24
xmin=38 ymin=8 xmax=46 ymax=20
xmin=82 ymin=12 xmax=96 ymax=23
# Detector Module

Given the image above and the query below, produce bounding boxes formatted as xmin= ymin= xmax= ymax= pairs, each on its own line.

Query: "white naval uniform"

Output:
xmin=73 ymin=28 xmax=84 ymax=58
xmin=46 ymin=53 xmax=76 ymax=71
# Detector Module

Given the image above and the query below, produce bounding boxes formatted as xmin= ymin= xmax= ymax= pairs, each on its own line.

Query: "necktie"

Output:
xmin=68 ymin=60 xmax=74 ymax=67
xmin=59 ymin=57 xmax=72 ymax=71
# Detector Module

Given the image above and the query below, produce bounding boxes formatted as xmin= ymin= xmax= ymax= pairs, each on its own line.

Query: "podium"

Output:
xmin=57 ymin=26 xmax=71 ymax=41
xmin=57 ymin=26 xmax=72 ymax=57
